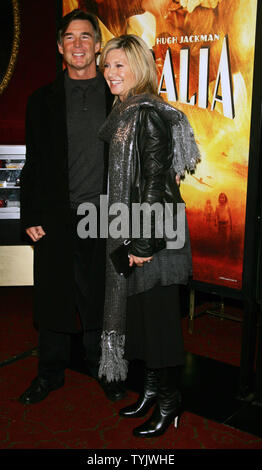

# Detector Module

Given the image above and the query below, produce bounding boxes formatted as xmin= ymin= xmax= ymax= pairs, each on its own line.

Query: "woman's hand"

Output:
xmin=129 ymin=254 xmax=153 ymax=267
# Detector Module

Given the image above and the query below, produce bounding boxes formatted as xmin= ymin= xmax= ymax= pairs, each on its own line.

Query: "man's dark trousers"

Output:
xmin=37 ymin=208 xmax=106 ymax=384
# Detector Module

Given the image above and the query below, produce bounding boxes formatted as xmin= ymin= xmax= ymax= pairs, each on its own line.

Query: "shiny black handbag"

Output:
xmin=109 ymin=240 xmax=134 ymax=278
xmin=110 ymin=238 xmax=166 ymax=278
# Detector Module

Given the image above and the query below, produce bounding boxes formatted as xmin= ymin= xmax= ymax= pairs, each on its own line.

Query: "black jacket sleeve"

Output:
xmin=130 ymin=107 xmax=172 ymax=257
xmin=20 ymin=94 xmax=43 ymax=230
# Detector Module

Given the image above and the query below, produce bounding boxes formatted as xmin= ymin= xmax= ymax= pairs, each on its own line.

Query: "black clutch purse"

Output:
xmin=109 ymin=238 xmax=166 ymax=278
xmin=109 ymin=240 xmax=134 ymax=278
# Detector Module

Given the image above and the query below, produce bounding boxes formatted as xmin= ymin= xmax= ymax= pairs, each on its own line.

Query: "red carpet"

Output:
xmin=1 ymin=287 xmax=262 ymax=451
xmin=1 ymin=356 xmax=262 ymax=450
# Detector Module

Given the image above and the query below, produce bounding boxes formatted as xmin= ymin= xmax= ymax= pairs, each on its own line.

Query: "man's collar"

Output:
xmin=64 ymin=68 xmax=104 ymax=91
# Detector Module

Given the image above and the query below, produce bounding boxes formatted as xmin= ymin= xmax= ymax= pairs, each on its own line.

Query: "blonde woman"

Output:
xmin=98 ymin=34 xmax=200 ymax=437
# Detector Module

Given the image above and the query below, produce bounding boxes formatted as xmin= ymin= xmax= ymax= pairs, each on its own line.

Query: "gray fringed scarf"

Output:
xmin=98 ymin=93 xmax=200 ymax=382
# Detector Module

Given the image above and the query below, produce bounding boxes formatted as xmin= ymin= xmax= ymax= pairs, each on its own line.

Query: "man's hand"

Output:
xmin=129 ymin=254 xmax=153 ymax=267
xmin=26 ymin=226 xmax=46 ymax=242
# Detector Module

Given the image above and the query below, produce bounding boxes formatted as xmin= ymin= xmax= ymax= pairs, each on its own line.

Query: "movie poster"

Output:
xmin=62 ymin=0 xmax=258 ymax=291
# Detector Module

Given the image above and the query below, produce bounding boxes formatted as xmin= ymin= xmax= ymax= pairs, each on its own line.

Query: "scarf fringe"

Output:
xmin=99 ymin=331 xmax=128 ymax=382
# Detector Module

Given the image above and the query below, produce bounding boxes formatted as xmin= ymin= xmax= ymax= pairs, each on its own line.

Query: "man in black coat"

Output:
xmin=19 ymin=9 xmax=126 ymax=404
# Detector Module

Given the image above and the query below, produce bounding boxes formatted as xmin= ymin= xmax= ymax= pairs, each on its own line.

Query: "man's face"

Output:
xmin=58 ymin=19 xmax=100 ymax=78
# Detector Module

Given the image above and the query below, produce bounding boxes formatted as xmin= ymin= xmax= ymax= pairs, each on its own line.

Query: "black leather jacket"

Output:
xmin=130 ymin=107 xmax=184 ymax=257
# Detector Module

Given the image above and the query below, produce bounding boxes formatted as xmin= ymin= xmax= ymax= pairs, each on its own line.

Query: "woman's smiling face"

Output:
xmin=103 ymin=48 xmax=136 ymax=101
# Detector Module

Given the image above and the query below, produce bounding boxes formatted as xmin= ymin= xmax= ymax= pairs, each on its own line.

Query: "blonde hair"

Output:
xmin=99 ymin=34 xmax=158 ymax=98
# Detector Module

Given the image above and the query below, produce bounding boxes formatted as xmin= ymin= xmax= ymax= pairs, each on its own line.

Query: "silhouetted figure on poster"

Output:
xmin=203 ymin=199 xmax=215 ymax=225
xmin=215 ymin=192 xmax=232 ymax=247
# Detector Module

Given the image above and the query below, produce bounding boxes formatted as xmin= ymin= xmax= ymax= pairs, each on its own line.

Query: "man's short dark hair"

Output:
xmin=57 ymin=9 xmax=102 ymax=45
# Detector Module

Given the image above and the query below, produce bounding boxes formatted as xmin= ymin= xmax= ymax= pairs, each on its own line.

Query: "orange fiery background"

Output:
xmin=63 ymin=0 xmax=258 ymax=290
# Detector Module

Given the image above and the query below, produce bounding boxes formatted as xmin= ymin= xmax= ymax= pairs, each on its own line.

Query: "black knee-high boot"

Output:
xmin=119 ymin=368 xmax=158 ymax=418
xmin=132 ymin=366 xmax=182 ymax=437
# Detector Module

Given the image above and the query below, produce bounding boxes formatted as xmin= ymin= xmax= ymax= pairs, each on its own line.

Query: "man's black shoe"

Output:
xmin=18 ymin=376 xmax=64 ymax=405
xmin=97 ymin=378 xmax=127 ymax=402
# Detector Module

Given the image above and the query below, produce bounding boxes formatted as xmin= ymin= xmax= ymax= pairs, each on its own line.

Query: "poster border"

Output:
xmin=241 ymin=0 xmax=262 ymax=301
xmin=180 ymin=0 xmax=262 ymax=301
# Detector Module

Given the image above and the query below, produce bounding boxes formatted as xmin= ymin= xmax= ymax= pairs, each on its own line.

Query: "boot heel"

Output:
xmin=174 ymin=414 xmax=180 ymax=429
xmin=132 ymin=367 xmax=182 ymax=438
